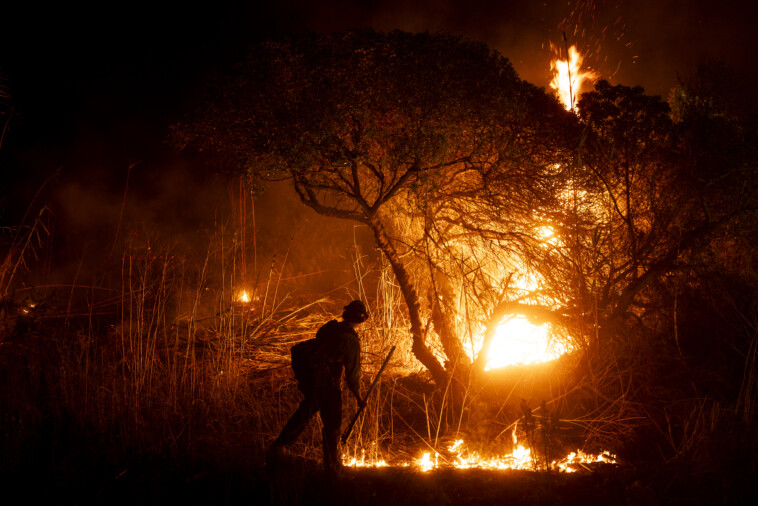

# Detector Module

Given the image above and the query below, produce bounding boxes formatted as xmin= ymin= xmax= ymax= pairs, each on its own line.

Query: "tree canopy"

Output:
xmin=172 ymin=30 xmax=573 ymax=385
xmin=173 ymin=30 xmax=567 ymax=219
xmin=173 ymin=32 xmax=757 ymax=401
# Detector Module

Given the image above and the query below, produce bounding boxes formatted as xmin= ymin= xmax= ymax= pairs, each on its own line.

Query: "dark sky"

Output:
xmin=2 ymin=1 xmax=755 ymax=172
xmin=0 ymin=0 xmax=755 ymax=260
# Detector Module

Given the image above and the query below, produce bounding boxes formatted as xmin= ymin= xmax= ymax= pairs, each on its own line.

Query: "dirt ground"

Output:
xmin=5 ymin=454 xmax=751 ymax=506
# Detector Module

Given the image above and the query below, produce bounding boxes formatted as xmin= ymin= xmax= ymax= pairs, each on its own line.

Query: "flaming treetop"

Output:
xmin=550 ymin=44 xmax=597 ymax=111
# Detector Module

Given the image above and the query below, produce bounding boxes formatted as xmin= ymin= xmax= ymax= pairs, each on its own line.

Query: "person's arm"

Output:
xmin=344 ymin=335 xmax=363 ymax=405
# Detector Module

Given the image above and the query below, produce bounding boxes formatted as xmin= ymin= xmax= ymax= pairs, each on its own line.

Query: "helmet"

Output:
xmin=342 ymin=300 xmax=369 ymax=323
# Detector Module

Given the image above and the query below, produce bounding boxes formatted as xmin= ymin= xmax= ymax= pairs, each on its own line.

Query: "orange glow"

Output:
xmin=418 ymin=452 xmax=437 ymax=472
xmin=344 ymin=448 xmax=388 ymax=468
xmin=550 ymin=45 xmax=597 ymax=111
xmin=485 ymin=318 xmax=568 ymax=370
xmin=343 ymin=432 xmax=617 ymax=472
xmin=236 ymin=290 xmax=250 ymax=303
xmin=481 ymin=269 xmax=571 ymax=370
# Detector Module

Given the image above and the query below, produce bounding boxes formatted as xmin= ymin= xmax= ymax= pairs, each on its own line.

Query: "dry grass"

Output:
xmin=0 ymin=217 xmax=426 ymax=488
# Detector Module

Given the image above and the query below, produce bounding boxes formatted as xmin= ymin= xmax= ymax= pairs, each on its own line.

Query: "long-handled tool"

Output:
xmin=341 ymin=345 xmax=396 ymax=444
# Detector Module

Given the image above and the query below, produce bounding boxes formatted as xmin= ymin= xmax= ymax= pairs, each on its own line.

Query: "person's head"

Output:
xmin=342 ymin=300 xmax=368 ymax=325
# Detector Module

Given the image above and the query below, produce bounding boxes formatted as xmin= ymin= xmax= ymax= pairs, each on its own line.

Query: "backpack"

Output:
xmin=290 ymin=320 xmax=345 ymax=386
xmin=290 ymin=337 xmax=321 ymax=386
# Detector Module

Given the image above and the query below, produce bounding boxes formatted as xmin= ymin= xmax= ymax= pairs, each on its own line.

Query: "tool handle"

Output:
xmin=341 ymin=345 xmax=396 ymax=444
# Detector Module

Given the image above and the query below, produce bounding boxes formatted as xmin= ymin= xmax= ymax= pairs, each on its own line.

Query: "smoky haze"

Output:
xmin=42 ymin=157 xmax=371 ymax=311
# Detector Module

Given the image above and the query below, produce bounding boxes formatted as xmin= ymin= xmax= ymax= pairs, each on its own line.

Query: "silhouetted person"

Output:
xmin=266 ymin=300 xmax=368 ymax=475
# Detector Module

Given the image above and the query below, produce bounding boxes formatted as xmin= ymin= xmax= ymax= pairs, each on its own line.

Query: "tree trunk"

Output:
xmin=429 ymin=295 xmax=469 ymax=373
xmin=428 ymin=269 xmax=470 ymax=376
xmin=368 ymin=215 xmax=448 ymax=386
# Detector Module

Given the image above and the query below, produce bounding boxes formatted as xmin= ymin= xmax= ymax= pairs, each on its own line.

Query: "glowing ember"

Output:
xmin=485 ymin=317 xmax=567 ymax=370
xmin=550 ymin=45 xmax=597 ymax=111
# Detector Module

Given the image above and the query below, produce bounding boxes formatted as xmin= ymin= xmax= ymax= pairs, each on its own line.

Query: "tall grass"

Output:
xmin=0 ymin=219 xmax=298 ymax=486
xmin=0 ymin=202 xmax=432 ymax=491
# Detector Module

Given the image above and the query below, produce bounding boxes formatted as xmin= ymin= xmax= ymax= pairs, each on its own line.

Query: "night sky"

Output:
xmin=1 ymin=0 xmax=756 ymax=234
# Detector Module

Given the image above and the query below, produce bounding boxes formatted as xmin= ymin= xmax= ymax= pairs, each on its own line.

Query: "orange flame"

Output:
xmin=343 ymin=433 xmax=617 ymax=472
xmin=550 ymin=45 xmax=597 ymax=111
xmin=485 ymin=318 xmax=568 ymax=370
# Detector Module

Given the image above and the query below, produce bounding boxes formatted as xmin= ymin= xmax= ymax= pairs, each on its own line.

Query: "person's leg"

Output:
xmin=319 ymin=387 xmax=343 ymax=474
xmin=267 ymin=387 xmax=318 ymax=464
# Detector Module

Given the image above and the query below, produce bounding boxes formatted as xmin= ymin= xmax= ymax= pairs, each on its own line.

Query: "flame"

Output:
xmin=446 ymin=439 xmax=533 ymax=470
xmin=538 ymin=225 xmax=558 ymax=246
xmin=236 ymin=290 xmax=251 ymax=303
xmin=343 ymin=435 xmax=616 ymax=472
xmin=460 ymin=222 xmax=571 ymax=370
xmin=344 ymin=448 xmax=388 ymax=468
xmin=485 ymin=318 xmax=569 ymax=370
xmin=550 ymin=45 xmax=597 ymax=111
xmin=481 ymin=269 xmax=572 ymax=370
xmin=554 ymin=450 xmax=617 ymax=473
xmin=418 ymin=452 xmax=438 ymax=472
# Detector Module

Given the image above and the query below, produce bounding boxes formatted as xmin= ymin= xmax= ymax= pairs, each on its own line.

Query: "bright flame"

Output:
xmin=418 ymin=452 xmax=438 ymax=472
xmin=538 ymin=225 xmax=559 ymax=246
xmin=449 ymin=439 xmax=464 ymax=452
xmin=447 ymin=439 xmax=533 ymax=470
xmin=343 ymin=448 xmax=388 ymax=468
xmin=554 ymin=450 xmax=617 ymax=473
xmin=236 ymin=290 xmax=250 ymax=303
xmin=459 ymin=268 xmax=572 ymax=370
xmin=343 ymin=434 xmax=616 ymax=472
xmin=485 ymin=317 xmax=568 ymax=370
xmin=550 ymin=45 xmax=597 ymax=111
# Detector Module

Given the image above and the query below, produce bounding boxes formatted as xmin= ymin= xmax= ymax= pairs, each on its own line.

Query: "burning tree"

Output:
xmin=569 ymin=78 xmax=757 ymax=358
xmin=533 ymin=76 xmax=758 ymax=452
xmin=173 ymin=30 xmax=758 ymax=463
xmin=172 ymin=30 xmax=573 ymax=388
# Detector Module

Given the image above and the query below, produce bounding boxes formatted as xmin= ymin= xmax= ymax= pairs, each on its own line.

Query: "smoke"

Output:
xmin=40 ymin=150 xmax=374 ymax=315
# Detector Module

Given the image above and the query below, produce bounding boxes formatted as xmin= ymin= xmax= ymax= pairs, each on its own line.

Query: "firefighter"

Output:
xmin=266 ymin=300 xmax=368 ymax=475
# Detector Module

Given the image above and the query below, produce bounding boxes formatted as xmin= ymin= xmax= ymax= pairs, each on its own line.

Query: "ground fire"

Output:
xmin=343 ymin=424 xmax=617 ymax=473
